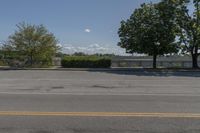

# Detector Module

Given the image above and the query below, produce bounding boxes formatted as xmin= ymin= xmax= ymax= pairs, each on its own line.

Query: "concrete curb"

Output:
xmin=0 ymin=66 xmax=200 ymax=72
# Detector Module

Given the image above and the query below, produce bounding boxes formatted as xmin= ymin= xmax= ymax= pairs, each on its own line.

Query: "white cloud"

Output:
xmin=89 ymin=44 xmax=100 ymax=48
xmin=84 ymin=29 xmax=91 ymax=33
xmin=61 ymin=43 xmax=128 ymax=55
xmin=0 ymin=42 xmax=4 ymax=47
xmin=56 ymin=43 xmax=63 ymax=48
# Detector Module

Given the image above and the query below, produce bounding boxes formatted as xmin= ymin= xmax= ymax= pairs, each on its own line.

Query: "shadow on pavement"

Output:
xmin=0 ymin=67 xmax=200 ymax=77
xmin=88 ymin=69 xmax=200 ymax=77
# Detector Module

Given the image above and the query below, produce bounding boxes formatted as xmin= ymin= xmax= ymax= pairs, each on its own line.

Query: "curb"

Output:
xmin=0 ymin=67 xmax=200 ymax=72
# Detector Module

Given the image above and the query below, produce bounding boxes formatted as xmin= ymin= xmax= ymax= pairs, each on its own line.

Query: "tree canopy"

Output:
xmin=118 ymin=1 xmax=178 ymax=68
xmin=175 ymin=0 xmax=200 ymax=68
xmin=5 ymin=23 xmax=59 ymax=67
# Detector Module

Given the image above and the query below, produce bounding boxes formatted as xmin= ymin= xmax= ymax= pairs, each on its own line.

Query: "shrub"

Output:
xmin=61 ymin=56 xmax=111 ymax=68
xmin=0 ymin=60 xmax=8 ymax=66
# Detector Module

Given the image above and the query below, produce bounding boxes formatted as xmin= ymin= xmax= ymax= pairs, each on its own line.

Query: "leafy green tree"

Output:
xmin=7 ymin=23 xmax=59 ymax=66
xmin=118 ymin=1 xmax=178 ymax=68
xmin=175 ymin=0 xmax=200 ymax=68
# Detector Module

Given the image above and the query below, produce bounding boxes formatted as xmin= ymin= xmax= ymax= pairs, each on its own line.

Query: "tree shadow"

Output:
xmin=88 ymin=68 xmax=200 ymax=77
xmin=0 ymin=67 xmax=199 ymax=77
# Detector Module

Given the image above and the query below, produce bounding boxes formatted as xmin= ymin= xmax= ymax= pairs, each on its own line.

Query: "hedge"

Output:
xmin=61 ymin=56 xmax=111 ymax=68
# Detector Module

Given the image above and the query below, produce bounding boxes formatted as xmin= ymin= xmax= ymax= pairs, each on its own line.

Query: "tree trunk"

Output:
xmin=153 ymin=54 xmax=157 ymax=69
xmin=30 ymin=53 xmax=33 ymax=67
xmin=30 ymin=56 xmax=33 ymax=66
xmin=192 ymin=54 xmax=199 ymax=69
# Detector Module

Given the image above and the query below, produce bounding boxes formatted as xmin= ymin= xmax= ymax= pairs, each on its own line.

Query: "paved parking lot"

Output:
xmin=0 ymin=70 xmax=200 ymax=133
xmin=0 ymin=70 xmax=199 ymax=95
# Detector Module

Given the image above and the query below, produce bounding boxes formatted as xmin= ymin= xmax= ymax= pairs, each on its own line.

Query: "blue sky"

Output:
xmin=0 ymin=0 xmax=158 ymax=55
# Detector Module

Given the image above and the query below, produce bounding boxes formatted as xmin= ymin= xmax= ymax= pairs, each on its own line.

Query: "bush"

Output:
xmin=61 ymin=56 xmax=111 ymax=68
xmin=0 ymin=60 xmax=8 ymax=66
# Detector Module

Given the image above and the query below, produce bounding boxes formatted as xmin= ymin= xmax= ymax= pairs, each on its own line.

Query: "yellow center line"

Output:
xmin=0 ymin=111 xmax=199 ymax=118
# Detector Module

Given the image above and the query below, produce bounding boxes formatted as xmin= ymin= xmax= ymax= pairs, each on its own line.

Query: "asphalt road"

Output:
xmin=0 ymin=70 xmax=200 ymax=133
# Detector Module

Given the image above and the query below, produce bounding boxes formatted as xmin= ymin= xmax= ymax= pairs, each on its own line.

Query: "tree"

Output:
xmin=175 ymin=0 xmax=200 ymax=68
xmin=7 ymin=22 xmax=59 ymax=66
xmin=73 ymin=52 xmax=87 ymax=56
xmin=118 ymin=1 xmax=178 ymax=68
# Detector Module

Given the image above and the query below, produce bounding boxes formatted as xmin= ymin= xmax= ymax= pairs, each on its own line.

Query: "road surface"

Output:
xmin=0 ymin=70 xmax=200 ymax=133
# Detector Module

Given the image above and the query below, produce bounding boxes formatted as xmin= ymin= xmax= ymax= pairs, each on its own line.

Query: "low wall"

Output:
xmin=111 ymin=56 xmax=200 ymax=68
xmin=53 ymin=57 xmax=61 ymax=66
